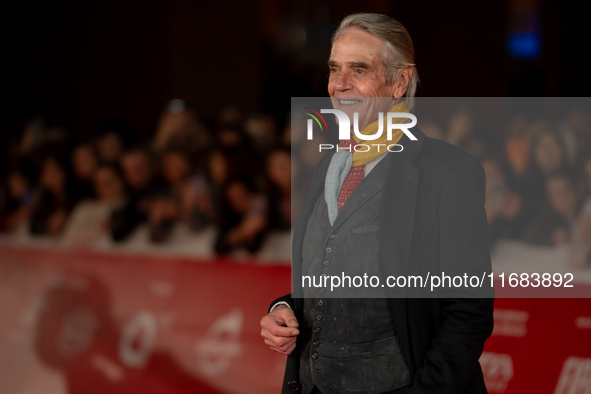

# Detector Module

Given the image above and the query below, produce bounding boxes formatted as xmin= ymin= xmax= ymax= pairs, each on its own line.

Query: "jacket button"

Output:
xmin=325 ymin=247 xmax=332 ymax=253
xmin=287 ymin=381 xmax=300 ymax=391
xmin=315 ymin=314 xmax=323 ymax=321
xmin=317 ymin=299 xmax=324 ymax=307
xmin=313 ymin=340 xmax=320 ymax=346
xmin=323 ymin=260 xmax=330 ymax=266
xmin=313 ymin=327 xmax=321 ymax=334
xmin=311 ymin=352 xmax=318 ymax=359
xmin=329 ymin=234 xmax=336 ymax=239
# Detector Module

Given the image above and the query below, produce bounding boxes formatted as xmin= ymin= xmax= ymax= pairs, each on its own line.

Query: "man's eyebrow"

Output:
xmin=348 ymin=61 xmax=370 ymax=69
xmin=327 ymin=60 xmax=372 ymax=69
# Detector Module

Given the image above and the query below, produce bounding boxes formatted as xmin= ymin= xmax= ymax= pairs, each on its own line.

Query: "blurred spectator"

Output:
xmin=546 ymin=173 xmax=580 ymax=242
xmin=214 ymin=176 xmax=268 ymax=255
xmin=570 ymin=199 xmax=591 ymax=268
xmin=522 ymin=172 xmax=580 ymax=246
xmin=463 ymin=127 xmax=503 ymax=161
xmin=62 ymin=165 xmax=126 ymax=246
xmin=71 ymin=143 xmax=98 ymax=201
xmin=146 ymin=190 xmax=180 ymax=244
xmin=110 ymin=148 xmax=157 ymax=242
xmin=482 ymin=158 xmax=525 ymax=246
xmin=208 ymin=146 xmax=262 ymax=193
xmin=29 ymin=156 xmax=77 ymax=237
xmin=216 ymin=125 xmax=253 ymax=150
xmin=96 ymin=132 xmax=124 ymax=164
xmin=445 ymin=109 xmax=472 ymax=148
xmin=444 ymin=109 xmax=501 ymax=160
xmin=244 ymin=113 xmax=277 ymax=153
xmin=569 ymin=155 xmax=591 ymax=266
xmin=418 ymin=119 xmax=444 ymax=140
xmin=504 ymin=114 xmax=531 ymax=179
xmin=153 ymin=99 xmax=211 ymax=155
xmin=562 ymin=107 xmax=591 ymax=166
xmin=208 ymin=150 xmax=230 ymax=189
xmin=96 ymin=118 xmax=131 ymax=164
xmin=281 ymin=122 xmax=292 ymax=147
xmin=216 ymin=104 xmax=243 ymax=128
xmin=0 ymin=165 xmax=35 ymax=232
xmin=161 ymin=149 xmax=213 ymax=231
xmin=519 ymin=124 xmax=570 ymax=228
xmin=290 ymin=115 xmax=330 ymax=209
xmin=266 ymin=148 xmax=292 ymax=230
xmin=581 ymin=154 xmax=591 ymax=197
xmin=529 ymin=124 xmax=567 ymax=177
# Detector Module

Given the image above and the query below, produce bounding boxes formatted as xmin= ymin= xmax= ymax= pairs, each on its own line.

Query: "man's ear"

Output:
xmin=391 ymin=66 xmax=413 ymax=98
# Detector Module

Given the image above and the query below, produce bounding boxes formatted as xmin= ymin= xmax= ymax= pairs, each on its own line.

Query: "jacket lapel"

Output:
xmin=380 ymin=130 xmax=425 ymax=378
xmin=379 ymin=158 xmax=419 ymax=284
xmin=379 ymin=130 xmax=424 ymax=284
xmin=329 ymin=168 xmax=385 ymax=232
xmin=291 ymin=152 xmax=334 ymax=300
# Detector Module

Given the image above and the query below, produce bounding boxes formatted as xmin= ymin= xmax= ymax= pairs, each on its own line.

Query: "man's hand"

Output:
xmin=260 ymin=305 xmax=299 ymax=355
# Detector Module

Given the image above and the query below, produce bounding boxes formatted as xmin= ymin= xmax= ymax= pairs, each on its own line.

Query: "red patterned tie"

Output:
xmin=337 ymin=139 xmax=365 ymax=212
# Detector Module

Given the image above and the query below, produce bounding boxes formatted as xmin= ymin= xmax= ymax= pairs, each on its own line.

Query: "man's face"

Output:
xmin=328 ymin=28 xmax=399 ymax=131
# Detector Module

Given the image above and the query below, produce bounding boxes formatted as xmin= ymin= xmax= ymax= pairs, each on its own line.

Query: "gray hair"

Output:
xmin=332 ymin=13 xmax=419 ymax=104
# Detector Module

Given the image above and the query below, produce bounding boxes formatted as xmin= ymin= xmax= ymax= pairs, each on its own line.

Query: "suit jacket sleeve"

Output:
xmin=269 ymin=293 xmax=295 ymax=313
xmin=408 ymin=154 xmax=494 ymax=394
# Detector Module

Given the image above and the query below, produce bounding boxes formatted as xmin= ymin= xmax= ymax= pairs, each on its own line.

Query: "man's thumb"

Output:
xmin=280 ymin=309 xmax=299 ymax=328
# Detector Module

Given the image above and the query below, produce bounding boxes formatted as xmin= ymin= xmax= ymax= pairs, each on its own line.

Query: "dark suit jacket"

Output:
xmin=272 ymin=128 xmax=494 ymax=394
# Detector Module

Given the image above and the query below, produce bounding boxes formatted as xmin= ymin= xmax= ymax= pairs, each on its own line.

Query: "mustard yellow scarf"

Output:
xmin=351 ymin=100 xmax=409 ymax=167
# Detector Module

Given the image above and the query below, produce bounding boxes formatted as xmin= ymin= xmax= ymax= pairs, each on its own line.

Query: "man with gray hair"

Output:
xmin=261 ymin=13 xmax=493 ymax=394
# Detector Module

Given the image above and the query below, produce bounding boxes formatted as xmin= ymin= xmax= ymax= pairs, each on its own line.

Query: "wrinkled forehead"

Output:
xmin=329 ymin=28 xmax=385 ymax=64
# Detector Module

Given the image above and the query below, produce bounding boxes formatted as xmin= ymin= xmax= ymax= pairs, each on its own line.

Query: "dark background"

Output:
xmin=4 ymin=0 xmax=590 ymax=158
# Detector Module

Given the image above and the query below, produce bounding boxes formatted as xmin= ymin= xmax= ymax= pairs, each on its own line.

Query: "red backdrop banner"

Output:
xmin=0 ymin=246 xmax=590 ymax=393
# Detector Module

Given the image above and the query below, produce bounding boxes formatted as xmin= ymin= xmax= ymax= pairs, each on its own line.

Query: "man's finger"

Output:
xmin=265 ymin=339 xmax=293 ymax=355
xmin=265 ymin=337 xmax=295 ymax=352
xmin=268 ymin=323 xmax=299 ymax=337
xmin=270 ymin=335 xmax=296 ymax=349
xmin=260 ymin=326 xmax=297 ymax=346
xmin=270 ymin=346 xmax=290 ymax=355
xmin=262 ymin=315 xmax=299 ymax=337
xmin=274 ymin=308 xmax=299 ymax=328
xmin=261 ymin=330 xmax=297 ymax=347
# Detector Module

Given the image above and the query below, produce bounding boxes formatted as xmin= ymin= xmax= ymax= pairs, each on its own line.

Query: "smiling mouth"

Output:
xmin=338 ymin=99 xmax=362 ymax=105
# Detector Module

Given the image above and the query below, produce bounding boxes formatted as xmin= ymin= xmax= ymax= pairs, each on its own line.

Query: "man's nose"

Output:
xmin=334 ymin=72 xmax=353 ymax=92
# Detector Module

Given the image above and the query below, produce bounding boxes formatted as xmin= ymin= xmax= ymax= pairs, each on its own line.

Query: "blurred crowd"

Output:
xmin=1 ymin=100 xmax=591 ymax=266
xmin=420 ymin=105 xmax=591 ymax=268
xmin=0 ymin=100 xmax=292 ymax=258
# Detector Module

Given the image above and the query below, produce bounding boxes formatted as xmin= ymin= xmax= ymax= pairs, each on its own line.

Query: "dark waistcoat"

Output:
xmin=298 ymin=155 xmax=410 ymax=394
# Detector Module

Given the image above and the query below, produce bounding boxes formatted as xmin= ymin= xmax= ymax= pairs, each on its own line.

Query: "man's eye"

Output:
xmin=356 ymin=69 xmax=364 ymax=73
